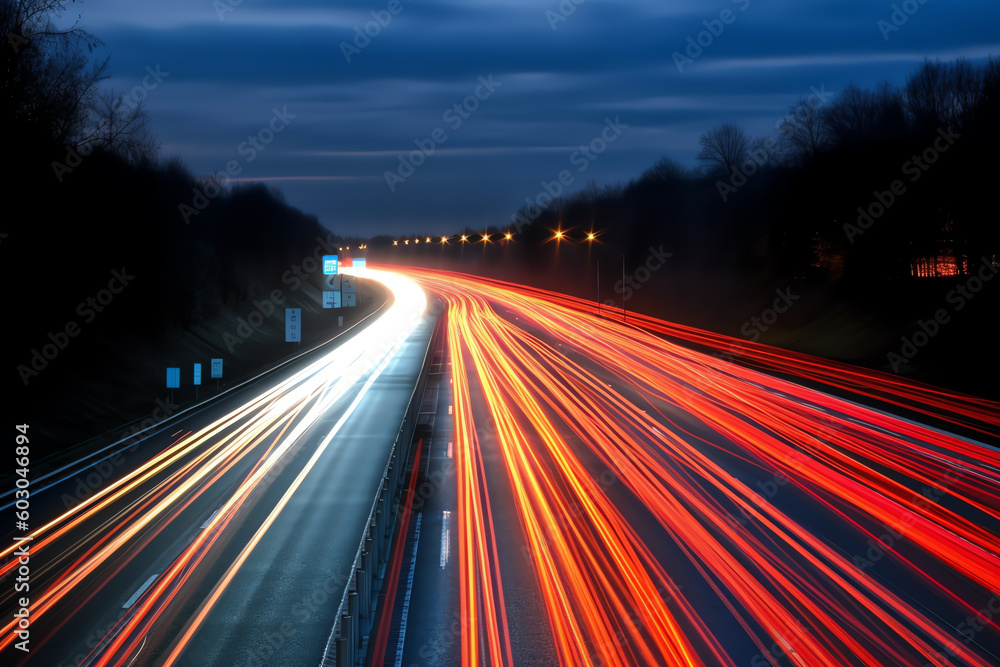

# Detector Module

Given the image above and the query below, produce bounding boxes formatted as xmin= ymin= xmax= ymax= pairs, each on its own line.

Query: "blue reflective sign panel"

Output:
xmin=167 ymin=367 xmax=180 ymax=388
xmin=193 ymin=363 xmax=202 ymax=386
xmin=211 ymin=358 xmax=223 ymax=378
xmin=323 ymin=255 xmax=339 ymax=275
xmin=285 ymin=308 xmax=301 ymax=342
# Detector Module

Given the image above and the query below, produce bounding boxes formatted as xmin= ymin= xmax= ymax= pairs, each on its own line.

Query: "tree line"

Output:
xmin=3 ymin=0 xmax=343 ymax=400
xmin=499 ymin=57 xmax=999 ymax=283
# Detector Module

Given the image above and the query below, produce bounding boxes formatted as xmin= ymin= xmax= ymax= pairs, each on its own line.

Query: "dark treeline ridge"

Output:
xmin=3 ymin=1 xmax=357 ymax=443
xmin=387 ymin=56 xmax=999 ymax=285
xmin=373 ymin=57 xmax=999 ymax=396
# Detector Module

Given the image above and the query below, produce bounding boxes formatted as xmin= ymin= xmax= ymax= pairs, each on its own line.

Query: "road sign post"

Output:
xmin=167 ymin=367 xmax=180 ymax=405
xmin=286 ymin=308 xmax=301 ymax=349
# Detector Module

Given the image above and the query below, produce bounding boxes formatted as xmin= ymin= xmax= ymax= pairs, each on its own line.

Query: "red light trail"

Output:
xmin=409 ymin=266 xmax=1000 ymax=667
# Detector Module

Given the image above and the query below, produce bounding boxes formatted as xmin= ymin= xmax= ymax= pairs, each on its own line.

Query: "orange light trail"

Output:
xmin=408 ymin=266 xmax=1000 ymax=667
xmin=0 ymin=268 xmax=428 ymax=664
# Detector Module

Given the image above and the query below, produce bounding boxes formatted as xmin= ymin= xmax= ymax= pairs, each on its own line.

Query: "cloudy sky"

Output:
xmin=68 ymin=0 xmax=999 ymax=236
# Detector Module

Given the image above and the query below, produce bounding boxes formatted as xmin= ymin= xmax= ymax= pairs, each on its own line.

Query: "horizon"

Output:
xmin=62 ymin=0 xmax=1000 ymax=236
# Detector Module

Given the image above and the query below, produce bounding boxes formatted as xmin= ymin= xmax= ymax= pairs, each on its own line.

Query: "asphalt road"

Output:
xmin=1 ymin=268 xmax=436 ymax=667
xmin=390 ymin=267 xmax=1000 ymax=667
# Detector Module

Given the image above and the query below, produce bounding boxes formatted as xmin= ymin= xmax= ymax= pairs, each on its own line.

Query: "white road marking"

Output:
xmin=123 ymin=574 xmax=158 ymax=609
xmin=395 ymin=513 xmax=422 ymax=667
xmin=201 ymin=509 xmax=219 ymax=529
xmin=440 ymin=511 xmax=451 ymax=568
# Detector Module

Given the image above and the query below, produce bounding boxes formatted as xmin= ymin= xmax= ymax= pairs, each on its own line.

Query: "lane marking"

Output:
xmin=395 ymin=512 xmax=422 ymax=667
xmin=201 ymin=509 xmax=219 ymax=529
xmin=123 ymin=574 xmax=158 ymax=609
xmin=440 ymin=510 xmax=451 ymax=569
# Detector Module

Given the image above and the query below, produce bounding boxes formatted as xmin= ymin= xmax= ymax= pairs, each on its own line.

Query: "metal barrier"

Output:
xmin=320 ymin=310 xmax=442 ymax=666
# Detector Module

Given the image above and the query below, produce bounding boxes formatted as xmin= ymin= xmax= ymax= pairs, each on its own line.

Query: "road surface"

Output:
xmin=1 ymin=268 xmax=435 ymax=667
xmin=383 ymin=267 xmax=1000 ymax=667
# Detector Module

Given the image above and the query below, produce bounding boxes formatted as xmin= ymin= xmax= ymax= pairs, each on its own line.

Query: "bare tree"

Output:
xmin=980 ymin=56 xmax=1000 ymax=120
xmin=823 ymin=81 xmax=905 ymax=146
xmin=778 ymin=97 xmax=831 ymax=164
xmin=640 ymin=156 xmax=688 ymax=183
xmin=905 ymin=58 xmax=982 ymax=133
xmin=79 ymin=88 xmax=159 ymax=165
xmin=2 ymin=0 xmax=107 ymax=148
xmin=697 ymin=122 xmax=749 ymax=174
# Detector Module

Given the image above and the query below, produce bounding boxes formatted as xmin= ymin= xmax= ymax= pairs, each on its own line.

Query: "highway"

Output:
xmin=386 ymin=267 xmax=1000 ymax=667
xmin=1 ymin=267 xmax=435 ymax=666
xmin=5 ymin=262 xmax=1000 ymax=667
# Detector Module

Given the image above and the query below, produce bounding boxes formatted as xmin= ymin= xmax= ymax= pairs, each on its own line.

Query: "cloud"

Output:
xmin=73 ymin=0 xmax=1000 ymax=235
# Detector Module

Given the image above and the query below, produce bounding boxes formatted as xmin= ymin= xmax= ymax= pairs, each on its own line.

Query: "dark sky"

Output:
xmin=68 ymin=0 xmax=999 ymax=236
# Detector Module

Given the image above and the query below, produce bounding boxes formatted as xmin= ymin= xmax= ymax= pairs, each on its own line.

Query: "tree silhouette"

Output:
xmin=79 ymin=88 xmax=159 ymax=165
xmin=697 ymin=122 xmax=749 ymax=174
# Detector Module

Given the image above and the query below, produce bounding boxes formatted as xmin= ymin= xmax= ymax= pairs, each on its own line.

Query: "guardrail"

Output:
xmin=0 ymin=296 xmax=390 ymax=503
xmin=320 ymin=308 xmax=443 ymax=666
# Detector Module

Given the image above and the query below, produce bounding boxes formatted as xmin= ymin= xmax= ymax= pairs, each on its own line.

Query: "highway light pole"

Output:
xmin=597 ymin=261 xmax=600 ymax=318
xmin=622 ymin=254 xmax=626 ymax=324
